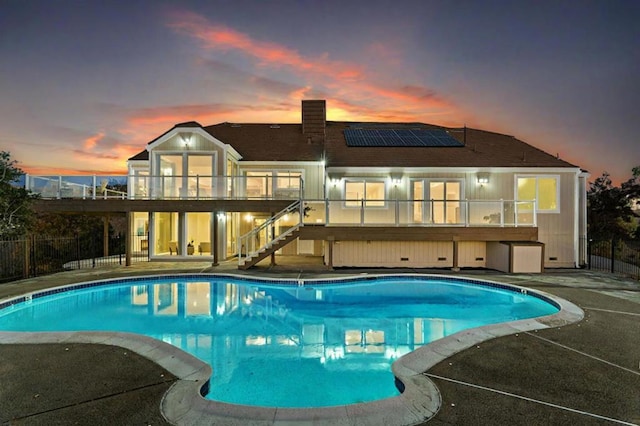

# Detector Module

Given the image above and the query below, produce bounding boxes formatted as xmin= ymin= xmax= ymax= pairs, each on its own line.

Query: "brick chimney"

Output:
xmin=301 ymin=100 xmax=326 ymax=138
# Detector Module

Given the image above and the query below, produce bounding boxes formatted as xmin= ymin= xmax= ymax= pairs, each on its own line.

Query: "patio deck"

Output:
xmin=0 ymin=260 xmax=638 ymax=425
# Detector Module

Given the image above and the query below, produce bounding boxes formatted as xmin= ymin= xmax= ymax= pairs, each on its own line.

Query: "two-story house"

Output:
xmin=28 ymin=100 xmax=588 ymax=272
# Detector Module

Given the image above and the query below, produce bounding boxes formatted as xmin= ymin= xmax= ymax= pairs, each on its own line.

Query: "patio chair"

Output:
xmin=169 ymin=241 xmax=178 ymax=255
xmin=198 ymin=242 xmax=211 ymax=255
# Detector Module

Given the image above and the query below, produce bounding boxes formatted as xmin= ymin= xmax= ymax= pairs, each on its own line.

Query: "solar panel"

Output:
xmin=344 ymin=128 xmax=463 ymax=147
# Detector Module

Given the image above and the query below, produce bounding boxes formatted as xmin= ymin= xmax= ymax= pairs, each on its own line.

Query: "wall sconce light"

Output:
xmin=245 ymin=214 xmax=253 ymax=222
xmin=477 ymin=172 xmax=490 ymax=184
xmin=216 ymin=213 xmax=226 ymax=221
xmin=330 ymin=178 xmax=340 ymax=187
xmin=392 ymin=178 xmax=402 ymax=187
xmin=181 ymin=132 xmax=192 ymax=148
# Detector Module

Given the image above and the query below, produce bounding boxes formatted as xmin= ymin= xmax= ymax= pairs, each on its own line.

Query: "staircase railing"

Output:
xmin=238 ymin=200 xmax=303 ymax=266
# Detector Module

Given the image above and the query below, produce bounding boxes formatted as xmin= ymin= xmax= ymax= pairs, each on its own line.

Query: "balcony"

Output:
xmin=25 ymin=174 xmax=303 ymax=201
xmin=26 ymin=175 xmax=536 ymax=228
xmin=301 ymin=199 xmax=537 ymax=227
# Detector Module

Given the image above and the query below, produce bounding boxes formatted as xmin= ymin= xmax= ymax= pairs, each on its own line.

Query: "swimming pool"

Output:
xmin=0 ymin=273 xmax=563 ymax=410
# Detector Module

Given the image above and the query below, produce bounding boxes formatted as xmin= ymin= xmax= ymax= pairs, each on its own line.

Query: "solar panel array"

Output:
xmin=344 ymin=128 xmax=464 ymax=147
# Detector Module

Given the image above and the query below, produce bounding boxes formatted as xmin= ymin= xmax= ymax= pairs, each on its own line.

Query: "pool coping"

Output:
xmin=0 ymin=273 xmax=584 ymax=426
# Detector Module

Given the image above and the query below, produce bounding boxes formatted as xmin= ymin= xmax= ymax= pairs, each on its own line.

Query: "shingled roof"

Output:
xmin=324 ymin=122 xmax=577 ymax=168
xmin=129 ymin=119 xmax=577 ymax=169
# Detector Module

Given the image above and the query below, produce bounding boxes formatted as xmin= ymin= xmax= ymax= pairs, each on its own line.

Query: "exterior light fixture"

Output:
xmin=477 ymin=173 xmax=490 ymax=184
xmin=390 ymin=173 xmax=402 ymax=187
xmin=181 ymin=132 xmax=192 ymax=147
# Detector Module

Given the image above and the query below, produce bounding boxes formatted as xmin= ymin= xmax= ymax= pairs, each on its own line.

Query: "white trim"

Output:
xmin=326 ymin=166 xmax=582 ymax=175
xmin=239 ymin=160 xmax=324 ymax=166
xmin=146 ymin=127 xmax=242 ymax=160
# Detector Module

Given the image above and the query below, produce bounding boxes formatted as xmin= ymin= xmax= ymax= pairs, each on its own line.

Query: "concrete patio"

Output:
xmin=0 ymin=259 xmax=638 ymax=425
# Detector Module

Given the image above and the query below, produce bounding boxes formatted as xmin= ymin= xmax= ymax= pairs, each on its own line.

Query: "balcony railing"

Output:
xmin=25 ymin=175 xmax=536 ymax=228
xmin=26 ymin=175 xmax=128 ymax=200
xmin=25 ymin=174 xmax=303 ymax=200
xmin=301 ymin=199 xmax=537 ymax=227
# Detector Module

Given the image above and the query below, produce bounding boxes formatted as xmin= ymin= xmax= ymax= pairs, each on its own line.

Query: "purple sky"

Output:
xmin=1 ymin=0 xmax=638 ymax=183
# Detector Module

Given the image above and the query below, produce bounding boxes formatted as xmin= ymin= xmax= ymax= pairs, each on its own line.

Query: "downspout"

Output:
xmin=577 ymin=170 xmax=590 ymax=267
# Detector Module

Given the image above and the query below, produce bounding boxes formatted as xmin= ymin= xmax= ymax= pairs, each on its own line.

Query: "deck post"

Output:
xmin=327 ymin=236 xmax=334 ymax=269
xmin=270 ymin=212 xmax=276 ymax=266
xmin=452 ymin=238 xmax=460 ymax=272
xmin=103 ymin=215 xmax=109 ymax=258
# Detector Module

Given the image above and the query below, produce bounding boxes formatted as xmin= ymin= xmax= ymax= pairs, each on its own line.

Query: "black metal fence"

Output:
xmin=0 ymin=234 xmax=149 ymax=284
xmin=588 ymin=237 xmax=640 ymax=280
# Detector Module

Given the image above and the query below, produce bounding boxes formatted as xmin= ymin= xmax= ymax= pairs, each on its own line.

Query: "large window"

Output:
xmin=245 ymin=170 xmax=302 ymax=199
xmin=155 ymin=153 xmax=215 ymax=198
xmin=412 ymin=180 xmax=462 ymax=224
xmin=345 ymin=180 xmax=385 ymax=207
xmin=516 ymin=176 xmax=559 ymax=212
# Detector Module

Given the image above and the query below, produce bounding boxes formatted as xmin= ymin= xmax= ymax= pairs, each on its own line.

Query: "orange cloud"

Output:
xmin=83 ymin=132 xmax=105 ymax=149
xmin=167 ymin=11 xmax=365 ymax=82
xmin=166 ymin=10 xmax=459 ymax=121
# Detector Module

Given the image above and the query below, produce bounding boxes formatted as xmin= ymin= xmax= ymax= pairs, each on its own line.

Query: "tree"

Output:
xmin=0 ymin=151 xmax=37 ymax=238
xmin=588 ymin=168 xmax=639 ymax=240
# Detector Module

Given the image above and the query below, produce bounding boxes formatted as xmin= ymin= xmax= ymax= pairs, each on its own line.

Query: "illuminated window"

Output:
xmin=516 ymin=176 xmax=559 ymax=213
xmin=412 ymin=179 xmax=462 ymax=224
xmin=245 ymin=170 xmax=303 ymax=199
xmin=345 ymin=180 xmax=385 ymax=207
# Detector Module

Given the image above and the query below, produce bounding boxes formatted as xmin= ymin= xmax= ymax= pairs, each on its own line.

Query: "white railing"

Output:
xmin=24 ymin=175 xmax=537 ymax=228
xmin=238 ymin=200 xmax=304 ymax=265
xmin=25 ymin=175 xmax=128 ymax=200
xmin=25 ymin=174 xmax=303 ymax=201
xmin=301 ymin=199 xmax=537 ymax=227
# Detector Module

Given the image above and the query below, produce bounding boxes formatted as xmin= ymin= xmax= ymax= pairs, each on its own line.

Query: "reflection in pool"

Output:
xmin=0 ymin=276 xmax=558 ymax=407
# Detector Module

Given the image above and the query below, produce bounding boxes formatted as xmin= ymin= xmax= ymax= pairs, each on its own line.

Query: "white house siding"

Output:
xmin=331 ymin=241 xmax=454 ymax=268
xmin=537 ymin=172 xmax=577 ymax=268
xmin=458 ymin=241 xmax=487 ymax=268
xmin=466 ymin=170 xmax=578 ymax=268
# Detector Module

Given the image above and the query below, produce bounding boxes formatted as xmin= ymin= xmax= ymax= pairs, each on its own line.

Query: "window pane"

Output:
xmin=155 ymin=212 xmax=178 ymax=254
xmin=345 ymin=181 xmax=364 ymax=207
xmin=538 ymin=178 xmax=558 ymax=211
xmin=365 ymin=182 xmax=385 ymax=207
xmin=246 ymin=172 xmax=271 ymax=198
xmin=412 ymin=181 xmax=423 ymax=222
xmin=186 ymin=213 xmax=211 ymax=255
xmin=159 ymin=155 xmax=182 ymax=198
xmin=276 ymin=172 xmax=301 ymax=189
xmin=445 ymin=182 xmax=460 ymax=223
xmin=517 ymin=177 xmax=536 ymax=212
xmin=517 ymin=178 xmax=536 ymax=201
xmin=187 ymin=155 xmax=212 ymax=176
xmin=430 ymin=182 xmax=445 ymax=223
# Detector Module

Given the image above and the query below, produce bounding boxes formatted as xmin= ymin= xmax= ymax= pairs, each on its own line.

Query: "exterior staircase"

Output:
xmin=238 ymin=200 xmax=303 ymax=270
xmin=238 ymin=225 xmax=301 ymax=270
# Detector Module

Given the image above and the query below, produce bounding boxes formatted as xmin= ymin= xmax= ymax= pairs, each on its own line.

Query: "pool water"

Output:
xmin=0 ymin=275 xmax=558 ymax=408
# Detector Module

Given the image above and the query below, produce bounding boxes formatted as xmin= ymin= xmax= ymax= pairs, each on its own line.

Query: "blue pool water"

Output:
xmin=0 ymin=275 xmax=558 ymax=408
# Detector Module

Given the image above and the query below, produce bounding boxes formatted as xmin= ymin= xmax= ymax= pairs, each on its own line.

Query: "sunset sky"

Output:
xmin=1 ymin=0 xmax=638 ymax=183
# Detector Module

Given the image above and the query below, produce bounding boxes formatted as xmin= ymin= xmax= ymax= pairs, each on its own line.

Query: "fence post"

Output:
xmin=24 ymin=237 xmax=31 ymax=279
xmin=30 ymin=235 xmax=36 ymax=277
xmin=76 ymin=233 xmax=81 ymax=269
xmin=610 ymin=238 xmax=615 ymax=274
xmin=118 ymin=234 xmax=122 ymax=265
